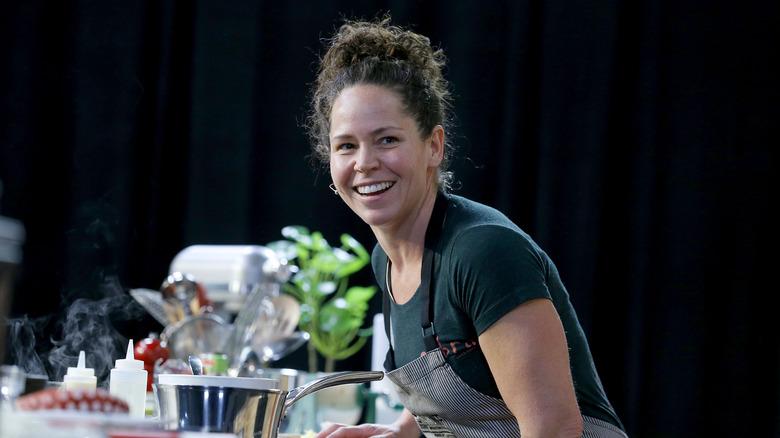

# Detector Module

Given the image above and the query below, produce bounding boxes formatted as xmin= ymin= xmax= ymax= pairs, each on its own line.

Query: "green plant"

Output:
xmin=267 ymin=226 xmax=376 ymax=373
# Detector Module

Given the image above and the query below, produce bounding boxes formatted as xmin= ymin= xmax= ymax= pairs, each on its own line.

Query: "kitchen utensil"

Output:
xmin=251 ymin=294 xmax=300 ymax=353
xmin=234 ymin=347 xmax=261 ymax=377
xmin=256 ymin=368 xmax=315 ymax=435
xmin=160 ymin=272 xmax=199 ymax=323
xmin=129 ymin=288 xmax=170 ymax=326
xmin=220 ymin=282 xmax=277 ymax=368
xmin=270 ymin=294 xmax=300 ymax=339
xmin=188 ymin=356 xmax=203 ymax=376
xmin=259 ymin=331 xmax=309 ymax=365
xmin=162 ymin=314 xmax=231 ymax=361
xmin=154 ymin=370 xmax=383 ymax=438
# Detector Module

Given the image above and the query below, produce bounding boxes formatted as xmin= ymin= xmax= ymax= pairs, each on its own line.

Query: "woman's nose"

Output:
xmin=354 ymin=147 xmax=379 ymax=173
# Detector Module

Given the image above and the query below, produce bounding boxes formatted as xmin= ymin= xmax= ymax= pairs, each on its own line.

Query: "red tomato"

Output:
xmin=134 ymin=335 xmax=169 ymax=391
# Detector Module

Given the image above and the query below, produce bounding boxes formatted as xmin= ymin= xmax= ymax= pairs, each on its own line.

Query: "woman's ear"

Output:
xmin=427 ymin=125 xmax=445 ymax=168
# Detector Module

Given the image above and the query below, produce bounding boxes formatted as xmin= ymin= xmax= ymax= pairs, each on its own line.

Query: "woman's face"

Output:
xmin=329 ymin=85 xmax=443 ymax=231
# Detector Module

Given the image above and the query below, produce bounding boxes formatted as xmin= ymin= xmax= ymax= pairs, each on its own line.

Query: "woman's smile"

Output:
xmin=356 ymin=181 xmax=395 ymax=195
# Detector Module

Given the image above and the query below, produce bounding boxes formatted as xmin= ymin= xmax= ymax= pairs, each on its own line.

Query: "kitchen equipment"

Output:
xmin=255 ymin=368 xmax=316 ymax=434
xmin=160 ymin=272 xmax=199 ymax=323
xmin=259 ymin=294 xmax=300 ymax=346
xmin=259 ymin=331 xmax=310 ymax=365
xmin=161 ymin=314 xmax=231 ymax=361
xmin=129 ymin=288 xmax=170 ymax=326
xmin=188 ymin=356 xmax=203 ymax=376
xmin=232 ymin=333 xmax=310 ymax=378
xmin=235 ymin=347 xmax=261 ymax=377
xmin=220 ymin=282 xmax=277 ymax=369
xmin=169 ymin=245 xmax=293 ymax=314
xmin=158 ymin=373 xmax=278 ymax=390
xmin=154 ymin=370 xmax=383 ymax=438
xmin=0 ymin=211 xmax=24 ymax=363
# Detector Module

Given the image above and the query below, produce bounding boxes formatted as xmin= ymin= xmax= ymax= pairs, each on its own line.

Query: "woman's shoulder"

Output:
xmin=370 ymin=242 xmax=388 ymax=275
xmin=444 ymin=194 xmax=534 ymax=245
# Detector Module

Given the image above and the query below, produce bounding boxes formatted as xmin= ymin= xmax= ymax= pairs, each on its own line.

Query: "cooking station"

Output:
xmin=0 ymin=245 xmax=387 ymax=438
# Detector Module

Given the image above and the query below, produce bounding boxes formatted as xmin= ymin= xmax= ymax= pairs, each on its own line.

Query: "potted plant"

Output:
xmin=267 ymin=226 xmax=376 ymax=374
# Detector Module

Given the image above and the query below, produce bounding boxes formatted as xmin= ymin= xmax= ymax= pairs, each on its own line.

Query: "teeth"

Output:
xmin=357 ymin=182 xmax=394 ymax=195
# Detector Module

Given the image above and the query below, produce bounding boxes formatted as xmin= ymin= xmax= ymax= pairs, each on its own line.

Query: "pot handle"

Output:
xmin=284 ymin=370 xmax=384 ymax=411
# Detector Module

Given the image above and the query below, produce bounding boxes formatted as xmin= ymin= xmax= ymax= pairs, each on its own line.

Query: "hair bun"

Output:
xmin=320 ymin=17 xmax=442 ymax=83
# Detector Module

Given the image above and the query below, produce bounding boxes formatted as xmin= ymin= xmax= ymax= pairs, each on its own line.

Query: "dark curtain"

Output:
xmin=1 ymin=1 xmax=777 ymax=436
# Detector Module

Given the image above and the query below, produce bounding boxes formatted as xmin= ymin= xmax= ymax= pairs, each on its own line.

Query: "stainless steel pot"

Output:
xmin=154 ymin=370 xmax=383 ymax=438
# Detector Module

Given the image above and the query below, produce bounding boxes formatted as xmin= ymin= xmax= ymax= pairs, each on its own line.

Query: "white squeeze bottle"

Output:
xmin=109 ymin=340 xmax=147 ymax=418
xmin=63 ymin=350 xmax=97 ymax=391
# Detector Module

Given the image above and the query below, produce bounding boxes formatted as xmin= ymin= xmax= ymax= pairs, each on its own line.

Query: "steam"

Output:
xmin=4 ymin=199 xmax=149 ymax=388
xmin=46 ymin=274 xmax=145 ymax=388
xmin=5 ymin=274 xmax=146 ymax=388
xmin=4 ymin=315 xmax=49 ymax=377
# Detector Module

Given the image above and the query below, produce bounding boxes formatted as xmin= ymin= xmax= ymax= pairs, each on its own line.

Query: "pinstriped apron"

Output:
xmin=382 ymin=194 xmax=628 ymax=438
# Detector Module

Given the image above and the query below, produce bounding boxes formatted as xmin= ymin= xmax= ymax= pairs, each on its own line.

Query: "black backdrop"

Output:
xmin=1 ymin=1 xmax=778 ymax=436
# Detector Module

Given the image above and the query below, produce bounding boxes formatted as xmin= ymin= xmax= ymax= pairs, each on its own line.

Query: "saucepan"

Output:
xmin=154 ymin=370 xmax=383 ymax=438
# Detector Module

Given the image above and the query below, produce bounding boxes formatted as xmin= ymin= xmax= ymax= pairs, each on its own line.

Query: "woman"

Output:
xmin=307 ymin=17 xmax=627 ymax=438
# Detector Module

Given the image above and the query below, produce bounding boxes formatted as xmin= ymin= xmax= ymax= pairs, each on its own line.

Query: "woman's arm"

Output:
xmin=315 ymin=407 xmax=420 ymax=438
xmin=479 ymin=297 xmax=583 ymax=438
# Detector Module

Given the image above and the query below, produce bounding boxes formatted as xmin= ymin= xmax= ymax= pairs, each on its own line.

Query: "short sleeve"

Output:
xmin=446 ymin=224 xmax=552 ymax=335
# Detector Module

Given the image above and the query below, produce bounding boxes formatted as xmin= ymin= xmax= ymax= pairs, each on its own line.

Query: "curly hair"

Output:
xmin=306 ymin=16 xmax=455 ymax=190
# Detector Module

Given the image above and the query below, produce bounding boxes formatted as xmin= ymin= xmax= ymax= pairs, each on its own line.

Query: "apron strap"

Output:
xmin=383 ymin=192 xmax=449 ymax=368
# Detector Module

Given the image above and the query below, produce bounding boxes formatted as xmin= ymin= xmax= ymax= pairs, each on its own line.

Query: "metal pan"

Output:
xmin=154 ymin=370 xmax=383 ymax=438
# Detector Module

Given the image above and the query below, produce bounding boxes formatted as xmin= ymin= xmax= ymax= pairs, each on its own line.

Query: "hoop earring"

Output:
xmin=329 ymin=183 xmax=338 ymax=195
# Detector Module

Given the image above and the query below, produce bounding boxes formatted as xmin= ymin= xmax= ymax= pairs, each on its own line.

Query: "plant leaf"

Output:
xmin=266 ymin=240 xmax=298 ymax=261
xmin=345 ymin=286 xmax=376 ymax=311
xmin=311 ymin=251 xmax=341 ymax=275
xmin=319 ymin=299 xmax=359 ymax=332
xmin=340 ymin=233 xmax=370 ymax=261
xmin=315 ymin=281 xmax=337 ymax=296
xmin=283 ymin=226 xmax=313 ymax=247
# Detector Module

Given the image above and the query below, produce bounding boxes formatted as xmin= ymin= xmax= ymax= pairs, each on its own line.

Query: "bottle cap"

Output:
xmin=66 ymin=350 xmax=95 ymax=377
xmin=114 ymin=340 xmax=144 ymax=370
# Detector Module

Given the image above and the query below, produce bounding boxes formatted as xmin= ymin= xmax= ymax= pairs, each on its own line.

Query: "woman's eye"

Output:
xmin=380 ymin=136 xmax=399 ymax=145
xmin=334 ymin=143 xmax=356 ymax=152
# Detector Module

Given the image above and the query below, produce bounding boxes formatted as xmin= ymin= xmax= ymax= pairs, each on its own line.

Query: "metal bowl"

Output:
xmin=161 ymin=314 xmax=231 ymax=361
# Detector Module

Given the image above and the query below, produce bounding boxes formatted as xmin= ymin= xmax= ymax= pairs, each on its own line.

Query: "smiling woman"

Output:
xmin=304 ymin=16 xmax=628 ymax=438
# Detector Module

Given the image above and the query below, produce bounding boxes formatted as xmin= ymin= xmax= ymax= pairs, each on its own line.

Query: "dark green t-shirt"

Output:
xmin=372 ymin=194 xmax=624 ymax=430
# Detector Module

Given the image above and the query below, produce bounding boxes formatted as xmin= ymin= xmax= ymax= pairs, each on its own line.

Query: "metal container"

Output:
xmin=256 ymin=368 xmax=316 ymax=434
xmin=169 ymin=245 xmax=292 ymax=314
xmin=160 ymin=313 xmax=232 ymax=361
xmin=0 ymin=213 xmax=25 ymax=362
xmin=154 ymin=370 xmax=383 ymax=438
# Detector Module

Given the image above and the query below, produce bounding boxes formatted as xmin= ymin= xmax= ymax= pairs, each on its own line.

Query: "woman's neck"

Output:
xmin=372 ymin=188 xmax=439 ymax=303
xmin=373 ymin=189 xmax=438 ymax=269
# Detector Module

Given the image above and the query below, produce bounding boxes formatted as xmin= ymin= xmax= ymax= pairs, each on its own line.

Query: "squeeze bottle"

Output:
xmin=109 ymin=339 xmax=148 ymax=418
xmin=63 ymin=350 xmax=97 ymax=391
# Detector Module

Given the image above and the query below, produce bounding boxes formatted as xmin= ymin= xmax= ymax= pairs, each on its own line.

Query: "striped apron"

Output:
xmin=382 ymin=194 xmax=628 ymax=438
xmin=385 ymin=348 xmax=628 ymax=437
